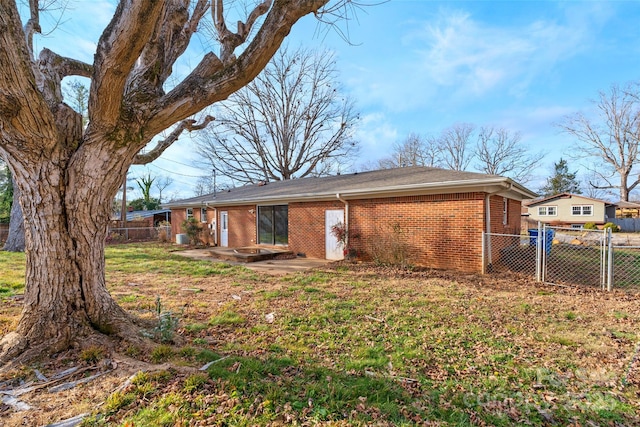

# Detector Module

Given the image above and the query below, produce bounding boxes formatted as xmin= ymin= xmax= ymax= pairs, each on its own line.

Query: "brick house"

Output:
xmin=164 ymin=167 xmax=536 ymax=273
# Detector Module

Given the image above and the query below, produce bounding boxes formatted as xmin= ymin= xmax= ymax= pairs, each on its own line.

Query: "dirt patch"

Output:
xmin=173 ymin=248 xmax=330 ymax=275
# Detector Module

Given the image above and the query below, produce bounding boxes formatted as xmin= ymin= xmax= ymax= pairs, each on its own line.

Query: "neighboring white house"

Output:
xmin=525 ymin=193 xmax=616 ymax=228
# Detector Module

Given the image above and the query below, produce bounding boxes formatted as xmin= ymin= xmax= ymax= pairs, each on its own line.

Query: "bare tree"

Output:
xmin=0 ymin=0 xmax=361 ymax=362
xmin=581 ymin=170 xmax=611 ymax=200
xmin=474 ymin=126 xmax=545 ymax=184
xmin=560 ymin=83 xmax=640 ymax=201
xmin=194 ymin=175 xmax=216 ymax=196
xmin=198 ymin=46 xmax=359 ymax=184
xmin=377 ymin=133 xmax=441 ymax=169
xmin=438 ymin=123 xmax=475 ymax=171
xmin=154 ymin=175 xmax=174 ymax=204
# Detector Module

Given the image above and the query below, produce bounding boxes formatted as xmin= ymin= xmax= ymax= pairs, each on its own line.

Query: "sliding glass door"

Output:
xmin=258 ymin=205 xmax=288 ymax=245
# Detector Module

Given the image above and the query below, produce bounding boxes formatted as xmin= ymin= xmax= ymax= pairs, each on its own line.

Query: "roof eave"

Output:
xmin=165 ymin=178 xmax=537 ymax=208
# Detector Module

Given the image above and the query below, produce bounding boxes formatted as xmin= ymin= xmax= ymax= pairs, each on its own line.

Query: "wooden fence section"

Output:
xmin=0 ymin=224 xmax=8 ymax=243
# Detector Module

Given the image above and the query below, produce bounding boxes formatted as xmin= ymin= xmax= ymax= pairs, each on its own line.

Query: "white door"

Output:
xmin=220 ymin=211 xmax=229 ymax=247
xmin=325 ymin=209 xmax=345 ymax=260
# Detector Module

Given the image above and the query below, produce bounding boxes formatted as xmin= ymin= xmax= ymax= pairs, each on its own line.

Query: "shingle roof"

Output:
xmin=163 ymin=166 xmax=537 ymax=208
xmin=525 ymin=192 xmax=615 ymax=207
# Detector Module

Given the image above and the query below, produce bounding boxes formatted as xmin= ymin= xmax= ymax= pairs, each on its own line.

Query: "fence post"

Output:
xmin=607 ymin=227 xmax=613 ymax=291
xmin=481 ymin=232 xmax=486 ymax=274
xmin=536 ymin=221 xmax=542 ymax=282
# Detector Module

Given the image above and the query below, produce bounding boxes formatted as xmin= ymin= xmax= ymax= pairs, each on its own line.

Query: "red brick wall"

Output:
xmin=224 ymin=206 xmax=257 ymax=247
xmin=348 ymin=193 xmax=486 ymax=272
xmin=488 ymin=196 xmax=521 ymax=235
xmin=289 ymin=200 xmax=345 ymax=258
xmin=171 ymin=210 xmax=187 ymax=238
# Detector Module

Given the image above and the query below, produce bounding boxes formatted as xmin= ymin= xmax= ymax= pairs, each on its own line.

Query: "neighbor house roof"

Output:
xmin=525 ymin=193 xmax=615 ymax=208
xmin=111 ymin=209 xmax=171 ymax=221
xmin=163 ymin=167 xmax=538 ymax=208
xmin=615 ymin=200 xmax=640 ymax=209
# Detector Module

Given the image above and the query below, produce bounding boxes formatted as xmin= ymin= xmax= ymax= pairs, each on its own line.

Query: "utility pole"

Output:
xmin=120 ymin=175 xmax=127 ymax=225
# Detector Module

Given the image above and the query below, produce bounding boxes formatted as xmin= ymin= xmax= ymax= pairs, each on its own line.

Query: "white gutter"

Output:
xmin=336 ymin=193 xmax=349 ymax=249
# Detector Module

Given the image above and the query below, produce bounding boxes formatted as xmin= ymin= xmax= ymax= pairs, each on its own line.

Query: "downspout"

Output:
xmin=484 ymin=183 xmax=511 ymax=273
xmin=336 ymin=193 xmax=349 ymax=250
xmin=213 ymin=207 xmax=217 ymax=246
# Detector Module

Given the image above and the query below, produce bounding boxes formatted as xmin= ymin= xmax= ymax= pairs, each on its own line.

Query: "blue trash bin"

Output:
xmin=528 ymin=229 xmax=554 ymax=255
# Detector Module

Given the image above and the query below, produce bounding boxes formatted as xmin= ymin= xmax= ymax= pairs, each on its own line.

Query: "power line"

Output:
xmin=148 ymin=163 xmax=209 ymax=178
xmin=158 ymin=157 xmax=202 ymax=169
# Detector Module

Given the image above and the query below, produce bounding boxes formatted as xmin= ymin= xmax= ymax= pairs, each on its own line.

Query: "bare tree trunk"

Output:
xmin=620 ymin=174 xmax=630 ymax=202
xmin=2 ymin=176 xmax=24 ymax=251
xmin=0 ymin=153 xmax=134 ymax=363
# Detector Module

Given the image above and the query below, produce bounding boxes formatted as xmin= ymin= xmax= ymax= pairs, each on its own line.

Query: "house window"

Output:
xmin=200 ymin=207 xmax=207 ymax=223
xmin=572 ymin=205 xmax=593 ymax=216
xmin=502 ymin=198 xmax=508 ymax=225
xmin=538 ymin=206 xmax=557 ymax=216
xmin=258 ymin=205 xmax=288 ymax=245
xmin=186 ymin=208 xmax=193 ymax=220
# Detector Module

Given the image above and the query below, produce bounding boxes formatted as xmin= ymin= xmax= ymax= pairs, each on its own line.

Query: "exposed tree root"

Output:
xmin=0 ymin=314 xmax=158 ymax=372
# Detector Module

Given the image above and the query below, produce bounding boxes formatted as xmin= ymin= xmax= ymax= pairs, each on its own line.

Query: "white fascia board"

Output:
xmin=168 ymin=178 xmax=536 ymax=208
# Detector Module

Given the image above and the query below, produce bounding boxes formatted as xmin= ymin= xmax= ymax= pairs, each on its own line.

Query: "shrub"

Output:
xmin=367 ymin=222 xmax=411 ymax=267
xmin=156 ymin=220 xmax=171 ymax=242
xmin=583 ymin=222 xmax=598 ymax=230
xmin=181 ymin=217 xmax=203 ymax=245
xmin=330 ymin=222 xmax=360 ymax=259
xmin=603 ymin=222 xmax=620 ymax=232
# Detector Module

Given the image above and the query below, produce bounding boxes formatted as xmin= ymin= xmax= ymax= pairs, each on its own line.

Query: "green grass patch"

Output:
xmin=106 ymin=243 xmax=247 ymax=277
xmin=184 ymin=322 xmax=208 ymax=333
xmin=209 ymin=310 xmax=245 ymax=326
xmin=0 ymin=250 xmax=25 ymax=296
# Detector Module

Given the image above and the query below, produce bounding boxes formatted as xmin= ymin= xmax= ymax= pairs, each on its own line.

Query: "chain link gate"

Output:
xmin=483 ymin=224 xmax=614 ymax=290
xmin=540 ymin=225 xmax=611 ymax=289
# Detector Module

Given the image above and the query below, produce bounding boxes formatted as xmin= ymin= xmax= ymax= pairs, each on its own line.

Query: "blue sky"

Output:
xmin=29 ymin=1 xmax=640 ymax=199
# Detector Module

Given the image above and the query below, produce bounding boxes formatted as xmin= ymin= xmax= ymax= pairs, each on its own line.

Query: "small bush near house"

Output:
xmin=603 ymin=222 xmax=621 ymax=232
xmin=367 ymin=222 xmax=411 ymax=267
xmin=181 ymin=217 xmax=203 ymax=245
xmin=584 ymin=222 xmax=598 ymax=230
xmin=156 ymin=220 xmax=171 ymax=243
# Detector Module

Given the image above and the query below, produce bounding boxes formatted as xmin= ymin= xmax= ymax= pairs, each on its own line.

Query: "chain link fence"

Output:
xmin=611 ymin=246 xmax=640 ymax=291
xmin=107 ymin=225 xmax=171 ymax=243
xmin=484 ymin=224 xmax=640 ymax=292
xmin=482 ymin=232 xmax=536 ymax=276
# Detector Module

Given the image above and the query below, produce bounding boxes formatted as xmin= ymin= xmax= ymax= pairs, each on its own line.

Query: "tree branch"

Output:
xmin=24 ymin=0 xmax=41 ymax=61
xmin=147 ymin=0 xmax=329 ymax=137
xmin=129 ymin=0 xmax=210 ymax=98
xmin=133 ymin=115 xmax=214 ymax=165
xmin=214 ymin=0 xmax=271 ymax=63
xmin=88 ymin=0 xmax=165 ymax=131
xmin=0 ymin=0 xmax=58 ymax=154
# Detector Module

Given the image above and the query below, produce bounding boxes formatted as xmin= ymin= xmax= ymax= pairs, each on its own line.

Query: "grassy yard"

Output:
xmin=1 ymin=242 xmax=639 ymax=426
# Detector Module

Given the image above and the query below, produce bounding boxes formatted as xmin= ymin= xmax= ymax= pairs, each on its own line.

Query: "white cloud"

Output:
xmin=352 ymin=112 xmax=399 ymax=166
xmin=354 ymin=3 xmax=612 ymax=113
